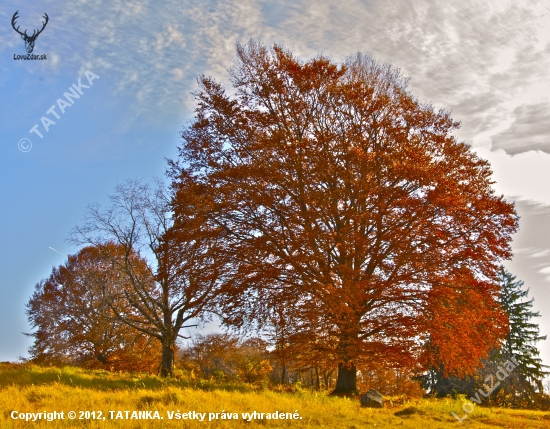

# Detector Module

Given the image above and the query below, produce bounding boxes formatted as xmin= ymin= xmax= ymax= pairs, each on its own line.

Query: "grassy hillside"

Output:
xmin=1 ymin=363 xmax=549 ymax=428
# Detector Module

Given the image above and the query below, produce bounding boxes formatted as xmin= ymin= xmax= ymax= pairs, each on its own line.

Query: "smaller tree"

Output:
xmin=183 ymin=333 xmax=239 ymax=379
xmin=181 ymin=333 xmax=272 ymax=384
xmin=231 ymin=337 xmax=273 ymax=384
xmin=26 ymin=245 xmax=160 ymax=372
xmin=359 ymin=367 xmax=424 ymax=397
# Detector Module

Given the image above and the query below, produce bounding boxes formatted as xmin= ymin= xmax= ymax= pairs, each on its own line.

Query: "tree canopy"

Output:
xmin=171 ymin=40 xmax=519 ymax=393
xmin=26 ymin=244 xmax=160 ymax=372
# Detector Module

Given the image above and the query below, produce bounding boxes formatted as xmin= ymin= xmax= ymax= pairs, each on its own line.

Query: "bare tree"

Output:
xmin=71 ymin=178 xmax=230 ymax=376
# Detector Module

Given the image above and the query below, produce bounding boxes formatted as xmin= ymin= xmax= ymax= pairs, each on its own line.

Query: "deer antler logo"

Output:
xmin=11 ymin=11 xmax=49 ymax=54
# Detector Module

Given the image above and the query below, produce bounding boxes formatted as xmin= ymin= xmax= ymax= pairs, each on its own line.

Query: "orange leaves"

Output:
xmin=26 ymin=245 xmax=160 ymax=372
xmin=173 ymin=40 xmax=518 ymax=391
xmin=422 ymin=274 xmax=509 ymax=378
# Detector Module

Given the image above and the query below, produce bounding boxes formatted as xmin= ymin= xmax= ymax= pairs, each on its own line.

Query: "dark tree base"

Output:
xmin=331 ymin=362 xmax=358 ymax=395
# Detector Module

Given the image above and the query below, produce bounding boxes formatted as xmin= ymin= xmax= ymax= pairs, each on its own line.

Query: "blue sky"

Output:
xmin=1 ymin=0 xmax=550 ymax=369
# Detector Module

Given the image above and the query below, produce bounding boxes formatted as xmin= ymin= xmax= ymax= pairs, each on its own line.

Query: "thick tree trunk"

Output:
xmin=331 ymin=327 xmax=360 ymax=394
xmin=332 ymin=361 xmax=357 ymax=394
xmin=160 ymin=342 xmax=174 ymax=377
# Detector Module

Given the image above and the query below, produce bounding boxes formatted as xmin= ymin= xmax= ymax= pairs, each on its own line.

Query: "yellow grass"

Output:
xmin=1 ymin=363 xmax=549 ymax=428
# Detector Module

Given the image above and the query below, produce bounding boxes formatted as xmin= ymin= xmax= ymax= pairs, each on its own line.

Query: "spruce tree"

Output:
xmin=496 ymin=268 xmax=548 ymax=398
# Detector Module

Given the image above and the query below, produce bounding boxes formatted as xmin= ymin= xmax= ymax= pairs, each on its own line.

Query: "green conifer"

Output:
xmin=496 ymin=268 xmax=548 ymax=397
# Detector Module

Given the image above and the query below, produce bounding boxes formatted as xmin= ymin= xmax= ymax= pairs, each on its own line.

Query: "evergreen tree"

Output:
xmin=495 ymin=268 xmax=548 ymax=399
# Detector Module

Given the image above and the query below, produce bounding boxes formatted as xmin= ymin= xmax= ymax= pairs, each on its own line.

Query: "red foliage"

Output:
xmin=26 ymin=244 xmax=160 ymax=372
xmin=172 ymin=41 xmax=518 ymax=392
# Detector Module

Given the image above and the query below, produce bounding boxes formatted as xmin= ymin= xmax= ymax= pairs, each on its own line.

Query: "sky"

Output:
xmin=1 ymin=0 xmax=549 ymax=370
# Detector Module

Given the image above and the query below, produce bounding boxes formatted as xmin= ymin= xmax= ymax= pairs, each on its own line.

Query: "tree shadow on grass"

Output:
xmin=0 ymin=362 xmax=253 ymax=393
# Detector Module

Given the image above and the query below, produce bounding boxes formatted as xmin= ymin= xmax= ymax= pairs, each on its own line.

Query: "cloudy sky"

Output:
xmin=1 ymin=0 xmax=549 ymax=369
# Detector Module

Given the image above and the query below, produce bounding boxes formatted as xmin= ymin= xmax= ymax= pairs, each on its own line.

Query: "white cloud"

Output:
xmin=472 ymin=146 xmax=550 ymax=206
xmin=3 ymin=0 xmax=548 ymax=154
xmin=531 ymin=250 xmax=550 ymax=258
xmin=513 ymin=247 xmax=535 ymax=255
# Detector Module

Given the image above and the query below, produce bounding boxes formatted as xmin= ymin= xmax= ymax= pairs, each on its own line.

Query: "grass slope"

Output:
xmin=1 ymin=363 xmax=549 ymax=428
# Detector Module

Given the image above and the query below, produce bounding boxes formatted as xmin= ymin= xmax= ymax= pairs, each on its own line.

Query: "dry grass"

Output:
xmin=1 ymin=363 xmax=549 ymax=428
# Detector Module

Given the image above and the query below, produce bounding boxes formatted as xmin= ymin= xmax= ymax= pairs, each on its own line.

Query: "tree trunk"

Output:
xmin=332 ymin=328 xmax=359 ymax=394
xmin=160 ymin=342 xmax=174 ymax=377
xmin=314 ymin=366 xmax=320 ymax=391
xmin=323 ymin=370 xmax=332 ymax=389
xmin=332 ymin=361 xmax=357 ymax=394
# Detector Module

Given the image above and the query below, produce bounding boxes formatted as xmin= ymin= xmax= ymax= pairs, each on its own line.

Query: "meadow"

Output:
xmin=1 ymin=363 xmax=549 ymax=428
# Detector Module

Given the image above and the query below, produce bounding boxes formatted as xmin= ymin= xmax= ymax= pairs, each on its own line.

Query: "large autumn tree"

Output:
xmin=26 ymin=244 xmax=160 ymax=371
xmin=172 ymin=41 xmax=518 ymax=393
xmin=72 ymin=179 xmax=232 ymax=376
